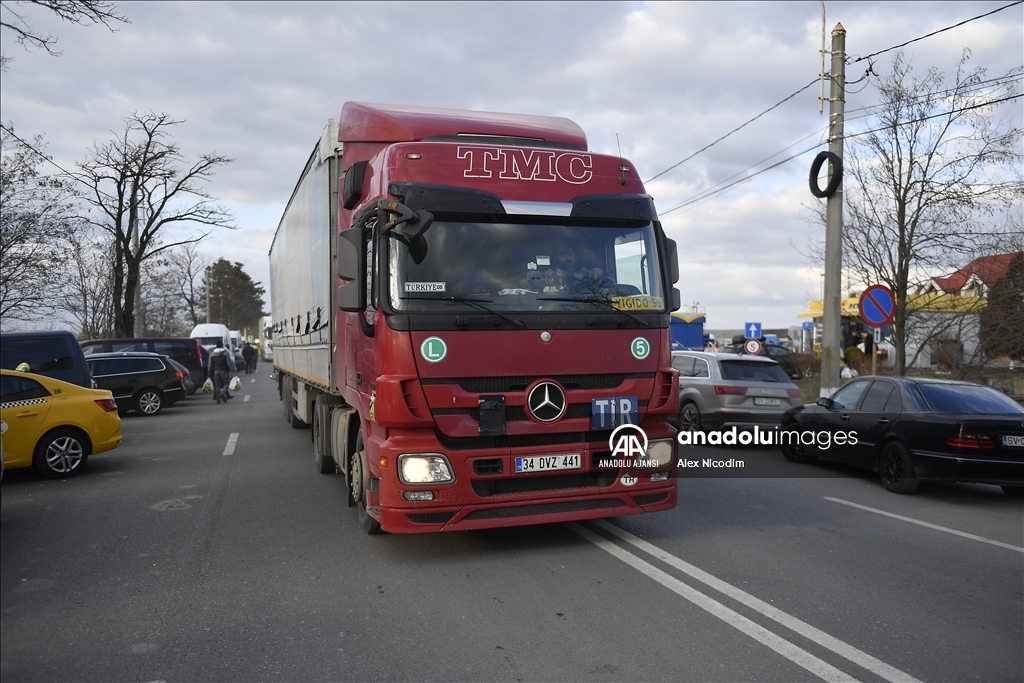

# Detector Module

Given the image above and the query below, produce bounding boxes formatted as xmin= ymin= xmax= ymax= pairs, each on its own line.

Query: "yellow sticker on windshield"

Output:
xmin=611 ymin=296 xmax=664 ymax=311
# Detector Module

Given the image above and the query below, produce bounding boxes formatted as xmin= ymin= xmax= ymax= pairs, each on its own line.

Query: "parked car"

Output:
xmin=166 ymin=358 xmax=195 ymax=395
xmin=1 ymin=330 xmax=94 ymax=388
xmin=721 ymin=340 xmax=804 ymax=380
xmin=85 ymin=352 xmax=188 ymax=416
xmin=1 ymin=369 xmax=122 ymax=478
xmin=80 ymin=337 xmax=206 ymax=390
xmin=671 ymin=351 xmax=803 ymax=431
xmin=780 ymin=377 xmax=1024 ymax=496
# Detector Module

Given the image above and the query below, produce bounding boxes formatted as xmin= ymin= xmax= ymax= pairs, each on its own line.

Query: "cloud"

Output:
xmin=2 ymin=0 xmax=1020 ymax=327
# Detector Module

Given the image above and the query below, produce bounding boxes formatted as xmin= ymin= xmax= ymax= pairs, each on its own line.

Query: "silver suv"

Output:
xmin=671 ymin=351 xmax=803 ymax=431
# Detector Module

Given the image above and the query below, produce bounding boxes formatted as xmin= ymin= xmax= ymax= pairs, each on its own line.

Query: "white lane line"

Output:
xmin=250 ymin=378 xmax=256 ymax=384
xmin=825 ymin=497 xmax=1024 ymax=553
xmin=566 ymin=523 xmax=862 ymax=683
xmin=243 ymin=395 xmax=251 ymax=403
xmin=591 ymin=519 xmax=919 ymax=683
xmin=223 ymin=433 xmax=239 ymax=456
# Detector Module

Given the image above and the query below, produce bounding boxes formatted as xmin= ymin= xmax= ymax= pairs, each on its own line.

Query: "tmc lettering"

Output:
xmin=458 ymin=146 xmax=593 ymax=184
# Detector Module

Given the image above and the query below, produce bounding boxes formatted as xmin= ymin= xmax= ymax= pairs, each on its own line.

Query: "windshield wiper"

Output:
xmin=536 ymin=296 xmax=650 ymax=328
xmin=401 ymin=295 xmax=525 ymax=329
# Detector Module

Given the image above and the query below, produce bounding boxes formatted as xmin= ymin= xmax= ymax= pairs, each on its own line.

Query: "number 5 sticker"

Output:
xmin=631 ymin=337 xmax=650 ymax=360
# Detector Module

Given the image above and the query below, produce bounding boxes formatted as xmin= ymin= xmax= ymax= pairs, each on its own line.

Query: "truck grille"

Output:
xmin=472 ymin=472 xmax=617 ymax=497
xmin=463 ymin=498 xmax=624 ymax=520
xmin=631 ymin=493 xmax=669 ymax=506
xmin=473 ymin=458 xmax=503 ymax=474
xmin=407 ymin=512 xmax=456 ymax=524
xmin=456 ymin=374 xmax=627 ymax=393
xmin=468 ymin=403 xmax=590 ymax=423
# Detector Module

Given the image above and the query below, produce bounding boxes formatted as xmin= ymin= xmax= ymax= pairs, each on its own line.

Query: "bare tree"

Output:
xmin=839 ymin=51 xmax=1023 ymax=374
xmin=0 ymin=124 xmax=78 ymax=327
xmin=61 ymin=230 xmax=115 ymax=339
xmin=1 ymin=0 xmax=128 ymax=69
xmin=165 ymin=242 xmax=211 ymax=329
xmin=73 ymin=111 xmax=234 ymax=337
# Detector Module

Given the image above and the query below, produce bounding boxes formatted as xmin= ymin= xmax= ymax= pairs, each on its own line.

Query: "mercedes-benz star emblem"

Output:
xmin=527 ymin=381 xmax=566 ymax=422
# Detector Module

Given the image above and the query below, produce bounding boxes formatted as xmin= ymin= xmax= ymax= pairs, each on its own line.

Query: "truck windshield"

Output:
xmin=388 ymin=219 xmax=665 ymax=314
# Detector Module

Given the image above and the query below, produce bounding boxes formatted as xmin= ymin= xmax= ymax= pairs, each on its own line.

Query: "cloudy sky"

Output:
xmin=2 ymin=1 xmax=1021 ymax=329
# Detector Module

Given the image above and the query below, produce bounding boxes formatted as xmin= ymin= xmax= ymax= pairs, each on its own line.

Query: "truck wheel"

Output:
xmin=351 ymin=429 xmax=381 ymax=534
xmin=313 ymin=395 xmax=335 ymax=474
xmin=283 ymin=376 xmax=292 ymax=424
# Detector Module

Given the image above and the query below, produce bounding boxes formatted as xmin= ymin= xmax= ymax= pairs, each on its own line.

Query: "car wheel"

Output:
xmin=780 ymin=428 xmax=817 ymax=463
xmin=135 ymin=389 xmax=163 ymax=416
xmin=1001 ymin=485 xmax=1024 ymax=498
xmin=879 ymin=441 xmax=919 ymax=494
xmin=677 ymin=402 xmax=702 ymax=431
xmin=351 ymin=428 xmax=381 ymax=534
xmin=32 ymin=428 xmax=90 ymax=478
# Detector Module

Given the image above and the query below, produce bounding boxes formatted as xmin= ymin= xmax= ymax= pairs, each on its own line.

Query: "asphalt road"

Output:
xmin=2 ymin=366 xmax=1022 ymax=682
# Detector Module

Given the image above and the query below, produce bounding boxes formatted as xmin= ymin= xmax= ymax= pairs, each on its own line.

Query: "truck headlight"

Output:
xmin=646 ymin=440 xmax=674 ymax=467
xmin=398 ymin=454 xmax=454 ymax=485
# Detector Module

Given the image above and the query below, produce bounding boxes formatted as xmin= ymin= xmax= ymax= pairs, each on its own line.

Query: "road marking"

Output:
xmin=244 ymin=395 xmax=251 ymax=403
xmin=223 ymin=433 xmax=239 ymax=456
xmin=590 ymin=519 xmax=919 ymax=683
xmin=567 ymin=523 xmax=863 ymax=683
xmin=251 ymin=378 xmax=256 ymax=384
xmin=825 ymin=497 xmax=1024 ymax=553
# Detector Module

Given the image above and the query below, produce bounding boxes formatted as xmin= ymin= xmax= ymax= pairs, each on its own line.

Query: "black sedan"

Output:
xmin=780 ymin=377 xmax=1024 ymax=496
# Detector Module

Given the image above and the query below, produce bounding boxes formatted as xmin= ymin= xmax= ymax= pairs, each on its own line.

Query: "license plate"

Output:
xmin=515 ymin=453 xmax=581 ymax=473
xmin=753 ymin=397 xmax=781 ymax=406
xmin=1003 ymin=435 xmax=1024 ymax=448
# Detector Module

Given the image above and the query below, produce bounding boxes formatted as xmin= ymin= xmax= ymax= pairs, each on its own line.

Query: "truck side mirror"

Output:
xmin=342 ymin=161 xmax=368 ymax=210
xmin=337 ymin=227 xmax=366 ymax=312
xmin=666 ymin=238 xmax=679 ymax=284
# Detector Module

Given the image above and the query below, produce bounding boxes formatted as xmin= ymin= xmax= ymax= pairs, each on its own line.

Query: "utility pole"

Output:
xmin=132 ymin=195 xmax=143 ymax=338
xmin=205 ymin=266 xmax=211 ymax=324
xmin=820 ymin=22 xmax=846 ymax=397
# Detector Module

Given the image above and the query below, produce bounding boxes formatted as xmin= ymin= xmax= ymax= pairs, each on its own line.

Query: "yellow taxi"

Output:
xmin=1 ymin=369 xmax=122 ymax=478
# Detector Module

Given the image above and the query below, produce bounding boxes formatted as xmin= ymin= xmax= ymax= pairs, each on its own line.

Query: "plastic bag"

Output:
xmin=202 ymin=378 xmax=213 ymax=393
xmin=229 ymin=376 xmax=241 ymax=392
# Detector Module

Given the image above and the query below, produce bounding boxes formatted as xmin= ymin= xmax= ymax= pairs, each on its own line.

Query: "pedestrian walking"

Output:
xmin=242 ymin=341 xmax=257 ymax=374
xmin=207 ymin=341 xmax=237 ymax=403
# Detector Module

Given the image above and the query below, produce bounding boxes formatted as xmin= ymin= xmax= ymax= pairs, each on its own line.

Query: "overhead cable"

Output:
xmin=659 ymin=92 xmax=1022 ymax=215
xmin=643 ymin=78 xmax=818 ymax=183
xmin=849 ymin=1 xmax=1024 ymax=64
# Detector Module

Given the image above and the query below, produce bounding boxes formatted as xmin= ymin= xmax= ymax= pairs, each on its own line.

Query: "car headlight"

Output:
xmin=398 ymin=454 xmax=454 ymax=485
xmin=645 ymin=439 xmax=674 ymax=467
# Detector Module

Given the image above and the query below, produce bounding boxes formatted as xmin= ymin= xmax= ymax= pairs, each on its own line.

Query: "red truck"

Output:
xmin=270 ymin=102 xmax=680 ymax=533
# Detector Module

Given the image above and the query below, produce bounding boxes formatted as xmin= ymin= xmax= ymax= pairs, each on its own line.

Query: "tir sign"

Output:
xmin=457 ymin=146 xmax=593 ymax=184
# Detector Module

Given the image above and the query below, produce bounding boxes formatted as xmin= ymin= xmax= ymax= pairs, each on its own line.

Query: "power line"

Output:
xmin=659 ymin=92 xmax=1022 ymax=216
xmin=644 ymin=78 xmax=818 ymax=183
xmin=0 ymin=121 xmax=74 ymax=176
xmin=659 ymin=143 xmax=820 ymax=216
xmin=849 ymin=1 xmax=1024 ymax=64
xmin=844 ymin=71 xmax=1023 ymax=118
xmin=844 ymin=93 xmax=1022 ymax=142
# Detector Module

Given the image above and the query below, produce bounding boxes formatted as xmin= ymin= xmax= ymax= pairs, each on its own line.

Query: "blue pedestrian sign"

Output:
xmin=744 ymin=322 xmax=762 ymax=339
xmin=859 ymin=285 xmax=896 ymax=328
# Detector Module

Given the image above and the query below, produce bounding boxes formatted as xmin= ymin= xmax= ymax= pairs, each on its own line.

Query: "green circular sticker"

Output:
xmin=420 ymin=336 xmax=447 ymax=363
xmin=630 ymin=337 xmax=650 ymax=360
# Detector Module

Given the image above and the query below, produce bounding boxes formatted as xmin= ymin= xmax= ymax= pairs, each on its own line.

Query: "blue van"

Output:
xmin=0 ymin=331 xmax=93 ymax=388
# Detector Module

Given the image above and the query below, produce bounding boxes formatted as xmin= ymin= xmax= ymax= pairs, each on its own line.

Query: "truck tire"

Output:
xmin=282 ymin=375 xmax=292 ymax=424
xmin=351 ymin=428 xmax=382 ymax=534
xmin=313 ymin=395 xmax=335 ymax=474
